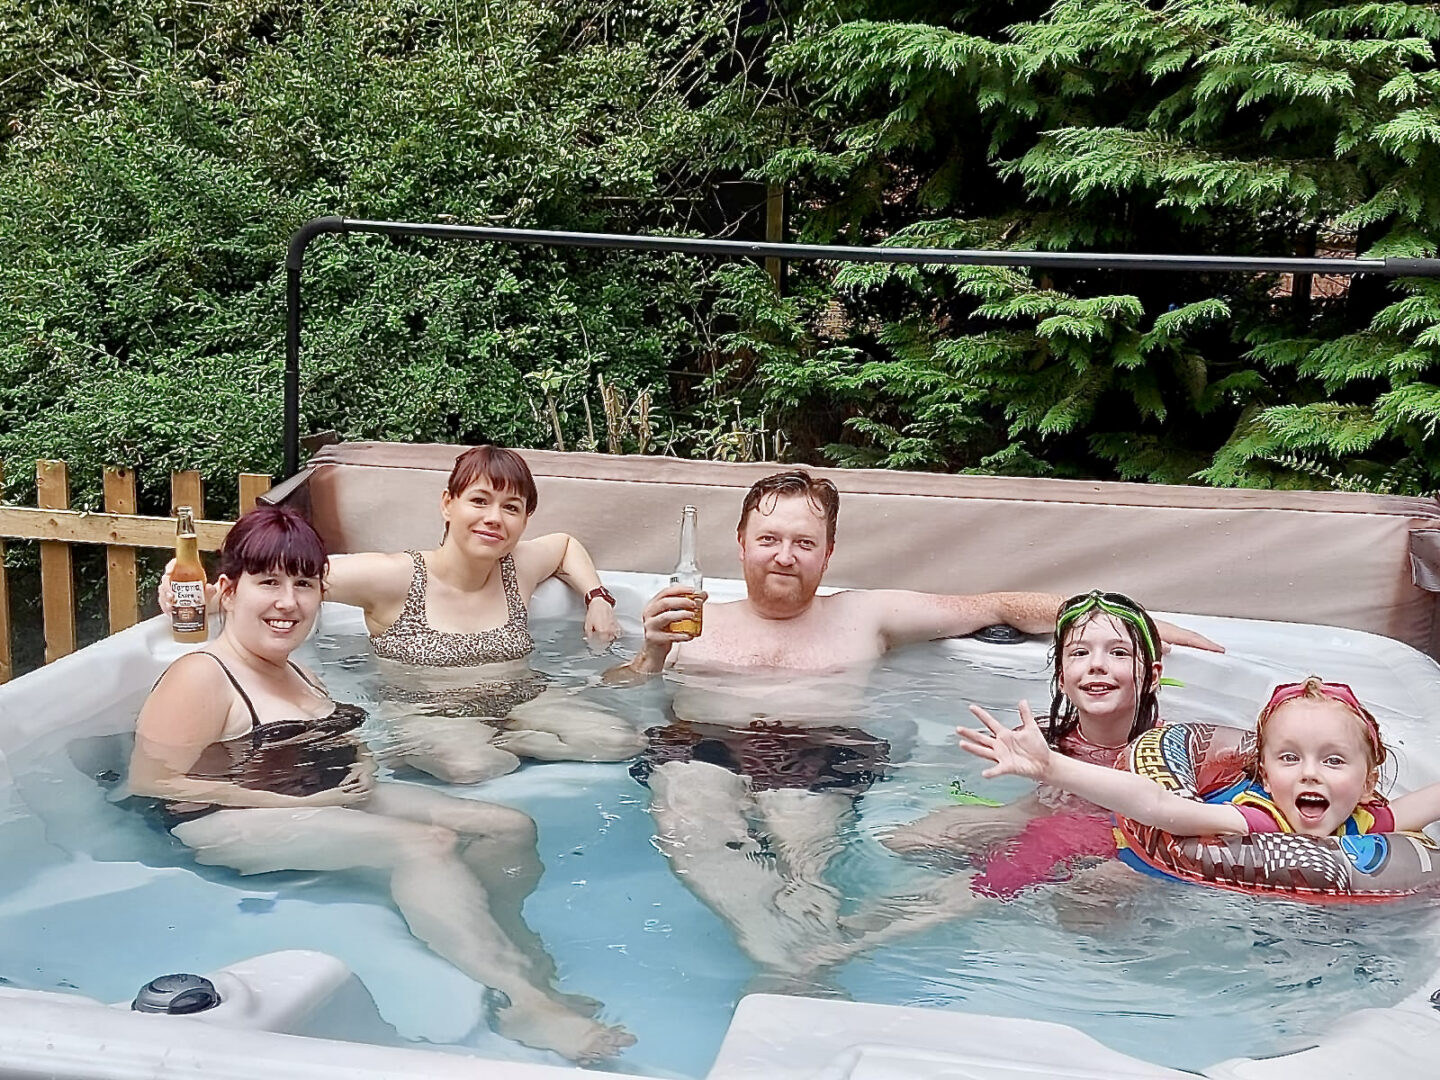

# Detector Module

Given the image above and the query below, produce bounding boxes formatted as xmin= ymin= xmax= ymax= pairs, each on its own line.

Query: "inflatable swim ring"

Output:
xmin=1114 ymin=723 xmax=1440 ymax=901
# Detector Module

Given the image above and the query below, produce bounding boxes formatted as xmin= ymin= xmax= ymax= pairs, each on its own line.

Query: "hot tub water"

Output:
xmin=1 ymin=588 xmax=1438 ymax=1078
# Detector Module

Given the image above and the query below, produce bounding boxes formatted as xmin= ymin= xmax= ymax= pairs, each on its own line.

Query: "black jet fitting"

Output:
xmin=972 ymin=624 xmax=1028 ymax=645
xmin=132 ymin=973 xmax=221 ymax=1015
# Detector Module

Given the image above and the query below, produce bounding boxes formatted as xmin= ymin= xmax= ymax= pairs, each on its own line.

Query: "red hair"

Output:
xmin=216 ymin=505 xmax=328 ymax=581
xmin=737 ymin=470 xmax=840 ymax=547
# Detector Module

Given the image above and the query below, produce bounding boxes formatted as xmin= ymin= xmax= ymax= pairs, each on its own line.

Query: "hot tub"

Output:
xmin=2 ymin=563 xmax=1440 ymax=1080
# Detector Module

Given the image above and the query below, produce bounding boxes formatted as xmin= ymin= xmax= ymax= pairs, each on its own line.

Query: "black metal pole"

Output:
xmin=284 ymin=262 xmax=301 ymax=480
xmin=333 ymin=219 xmax=1440 ymax=274
xmin=281 ymin=216 xmax=1440 ymax=477
xmin=284 ymin=216 xmax=348 ymax=477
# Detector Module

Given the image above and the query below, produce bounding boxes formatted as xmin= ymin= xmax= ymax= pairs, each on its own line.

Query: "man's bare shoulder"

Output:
xmin=815 ymin=586 xmax=931 ymax=600
xmin=814 ymin=587 xmax=917 ymax=616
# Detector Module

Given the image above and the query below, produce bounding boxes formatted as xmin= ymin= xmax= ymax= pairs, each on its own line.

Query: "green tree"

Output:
xmin=727 ymin=0 xmax=1440 ymax=491
xmin=0 ymin=0 xmax=782 ymax=509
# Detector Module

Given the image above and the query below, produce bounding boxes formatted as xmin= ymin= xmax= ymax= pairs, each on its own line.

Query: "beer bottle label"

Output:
xmin=171 ymin=580 xmax=206 ymax=634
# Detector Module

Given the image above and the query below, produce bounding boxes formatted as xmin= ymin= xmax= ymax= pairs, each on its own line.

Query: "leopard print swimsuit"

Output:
xmin=370 ymin=550 xmax=535 ymax=666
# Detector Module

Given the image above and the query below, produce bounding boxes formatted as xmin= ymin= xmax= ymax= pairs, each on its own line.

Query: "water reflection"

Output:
xmin=1 ymin=616 xmax=1436 ymax=1078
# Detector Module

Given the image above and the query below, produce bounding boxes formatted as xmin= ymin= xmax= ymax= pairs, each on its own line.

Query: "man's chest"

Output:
xmin=683 ymin=614 xmax=883 ymax=670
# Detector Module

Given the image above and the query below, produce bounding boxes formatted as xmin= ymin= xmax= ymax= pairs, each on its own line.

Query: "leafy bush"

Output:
xmin=736 ymin=1 xmax=1440 ymax=491
xmin=0 ymin=0 xmax=779 ymax=509
xmin=6 ymin=0 xmax=1440 ymax=501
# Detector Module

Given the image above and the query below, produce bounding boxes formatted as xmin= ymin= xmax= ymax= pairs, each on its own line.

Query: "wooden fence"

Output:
xmin=0 ymin=462 xmax=272 ymax=683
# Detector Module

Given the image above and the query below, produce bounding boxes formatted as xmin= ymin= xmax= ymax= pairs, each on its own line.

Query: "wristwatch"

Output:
xmin=584 ymin=586 xmax=617 ymax=607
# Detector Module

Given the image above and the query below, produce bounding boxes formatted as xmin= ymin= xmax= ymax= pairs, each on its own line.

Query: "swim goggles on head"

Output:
xmin=1260 ymin=678 xmax=1384 ymax=762
xmin=1055 ymin=590 xmax=1159 ymax=664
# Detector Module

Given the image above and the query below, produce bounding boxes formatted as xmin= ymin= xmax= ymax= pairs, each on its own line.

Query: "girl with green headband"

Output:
xmin=784 ymin=592 xmax=1174 ymax=966
xmin=1044 ymin=591 xmax=1164 ymax=754
xmin=884 ymin=591 xmax=1164 ymax=894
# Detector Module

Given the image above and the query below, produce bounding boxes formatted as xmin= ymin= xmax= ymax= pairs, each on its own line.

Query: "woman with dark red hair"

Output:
xmin=134 ymin=504 xmax=634 ymax=1063
xmin=165 ymin=445 xmax=642 ymax=781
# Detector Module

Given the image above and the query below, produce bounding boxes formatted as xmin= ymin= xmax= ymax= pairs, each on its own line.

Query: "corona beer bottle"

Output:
xmin=170 ymin=506 xmax=208 ymax=643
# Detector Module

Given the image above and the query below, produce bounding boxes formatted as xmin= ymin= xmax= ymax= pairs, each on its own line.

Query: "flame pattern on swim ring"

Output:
xmin=1113 ymin=723 xmax=1440 ymax=901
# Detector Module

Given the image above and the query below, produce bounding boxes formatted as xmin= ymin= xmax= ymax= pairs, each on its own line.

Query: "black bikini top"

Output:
xmin=178 ymin=652 xmax=366 ymax=797
xmin=194 ymin=652 xmax=366 ymax=744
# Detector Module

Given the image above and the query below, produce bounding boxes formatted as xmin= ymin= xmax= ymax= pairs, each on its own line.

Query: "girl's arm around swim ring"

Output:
xmin=958 ymin=701 xmax=1249 ymax=838
xmin=1388 ymin=781 xmax=1440 ymax=833
xmin=513 ymin=533 xmax=620 ymax=646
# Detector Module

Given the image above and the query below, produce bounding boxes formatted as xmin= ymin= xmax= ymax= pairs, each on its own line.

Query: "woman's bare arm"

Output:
xmin=129 ymin=654 xmax=365 ymax=809
xmin=322 ymin=552 xmax=413 ymax=626
xmin=515 ymin=533 xmax=619 ymax=643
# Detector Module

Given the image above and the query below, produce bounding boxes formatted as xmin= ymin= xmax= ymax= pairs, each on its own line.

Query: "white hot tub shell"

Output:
xmin=2 ymin=570 xmax=1440 ymax=1080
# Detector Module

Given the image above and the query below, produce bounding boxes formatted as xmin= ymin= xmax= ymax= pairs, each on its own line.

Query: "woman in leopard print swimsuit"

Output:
xmin=165 ymin=446 xmax=642 ymax=782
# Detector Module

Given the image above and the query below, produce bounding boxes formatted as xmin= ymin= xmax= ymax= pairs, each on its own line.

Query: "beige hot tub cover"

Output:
xmin=271 ymin=442 xmax=1440 ymax=658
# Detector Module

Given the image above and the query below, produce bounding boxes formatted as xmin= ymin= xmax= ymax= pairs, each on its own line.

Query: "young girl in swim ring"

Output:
xmin=884 ymin=591 xmax=1163 ymax=894
xmin=132 ymin=505 xmax=635 ymax=1063
xmin=959 ymin=677 xmax=1440 ymax=841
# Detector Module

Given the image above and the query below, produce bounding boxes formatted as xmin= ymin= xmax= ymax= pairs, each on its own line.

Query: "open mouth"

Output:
xmin=265 ymin=619 xmax=298 ymax=631
xmin=1295 ymin=792 xmax=1330 ymax=819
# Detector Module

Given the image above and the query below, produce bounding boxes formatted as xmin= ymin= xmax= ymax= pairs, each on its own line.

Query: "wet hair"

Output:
xmin=446 ymin=445 xmax=538 ymax=514
xmin=215 ymin=504 xmax=328 ymax=582
xmin=1252 ymin=677 xmax=1388 ymax=783
xmin=736 ymin=470 xmax=840 ymax=547
xmin=1043 ymin=591 xmax=1162 ymax=749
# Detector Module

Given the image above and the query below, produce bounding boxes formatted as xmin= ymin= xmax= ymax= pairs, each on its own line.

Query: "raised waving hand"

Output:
xmin=956 ymin=700 xmax=1053 ymax=781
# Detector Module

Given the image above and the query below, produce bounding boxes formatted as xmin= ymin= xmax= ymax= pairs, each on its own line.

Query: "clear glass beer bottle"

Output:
xmin=668 ymin=504 xmax=703 ymax=636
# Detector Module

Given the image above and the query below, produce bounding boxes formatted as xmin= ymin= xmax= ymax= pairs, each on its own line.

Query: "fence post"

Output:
xmin=765 ymin=182 xmax=786 ymax=292
xmin=238 ymin=473 xmax=272 ymax=515
xmin=0 ymin=463 xmax=10 ymax=684
xmin=2 ymin=464 xmax=268 ymax=676
xmin=170 ymin=470 xmax=204 ymax=520
xmin=37 ymin=460 xmax=76 ymax=663
xmin=103 ymin=467 xmax=140 ymax=633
